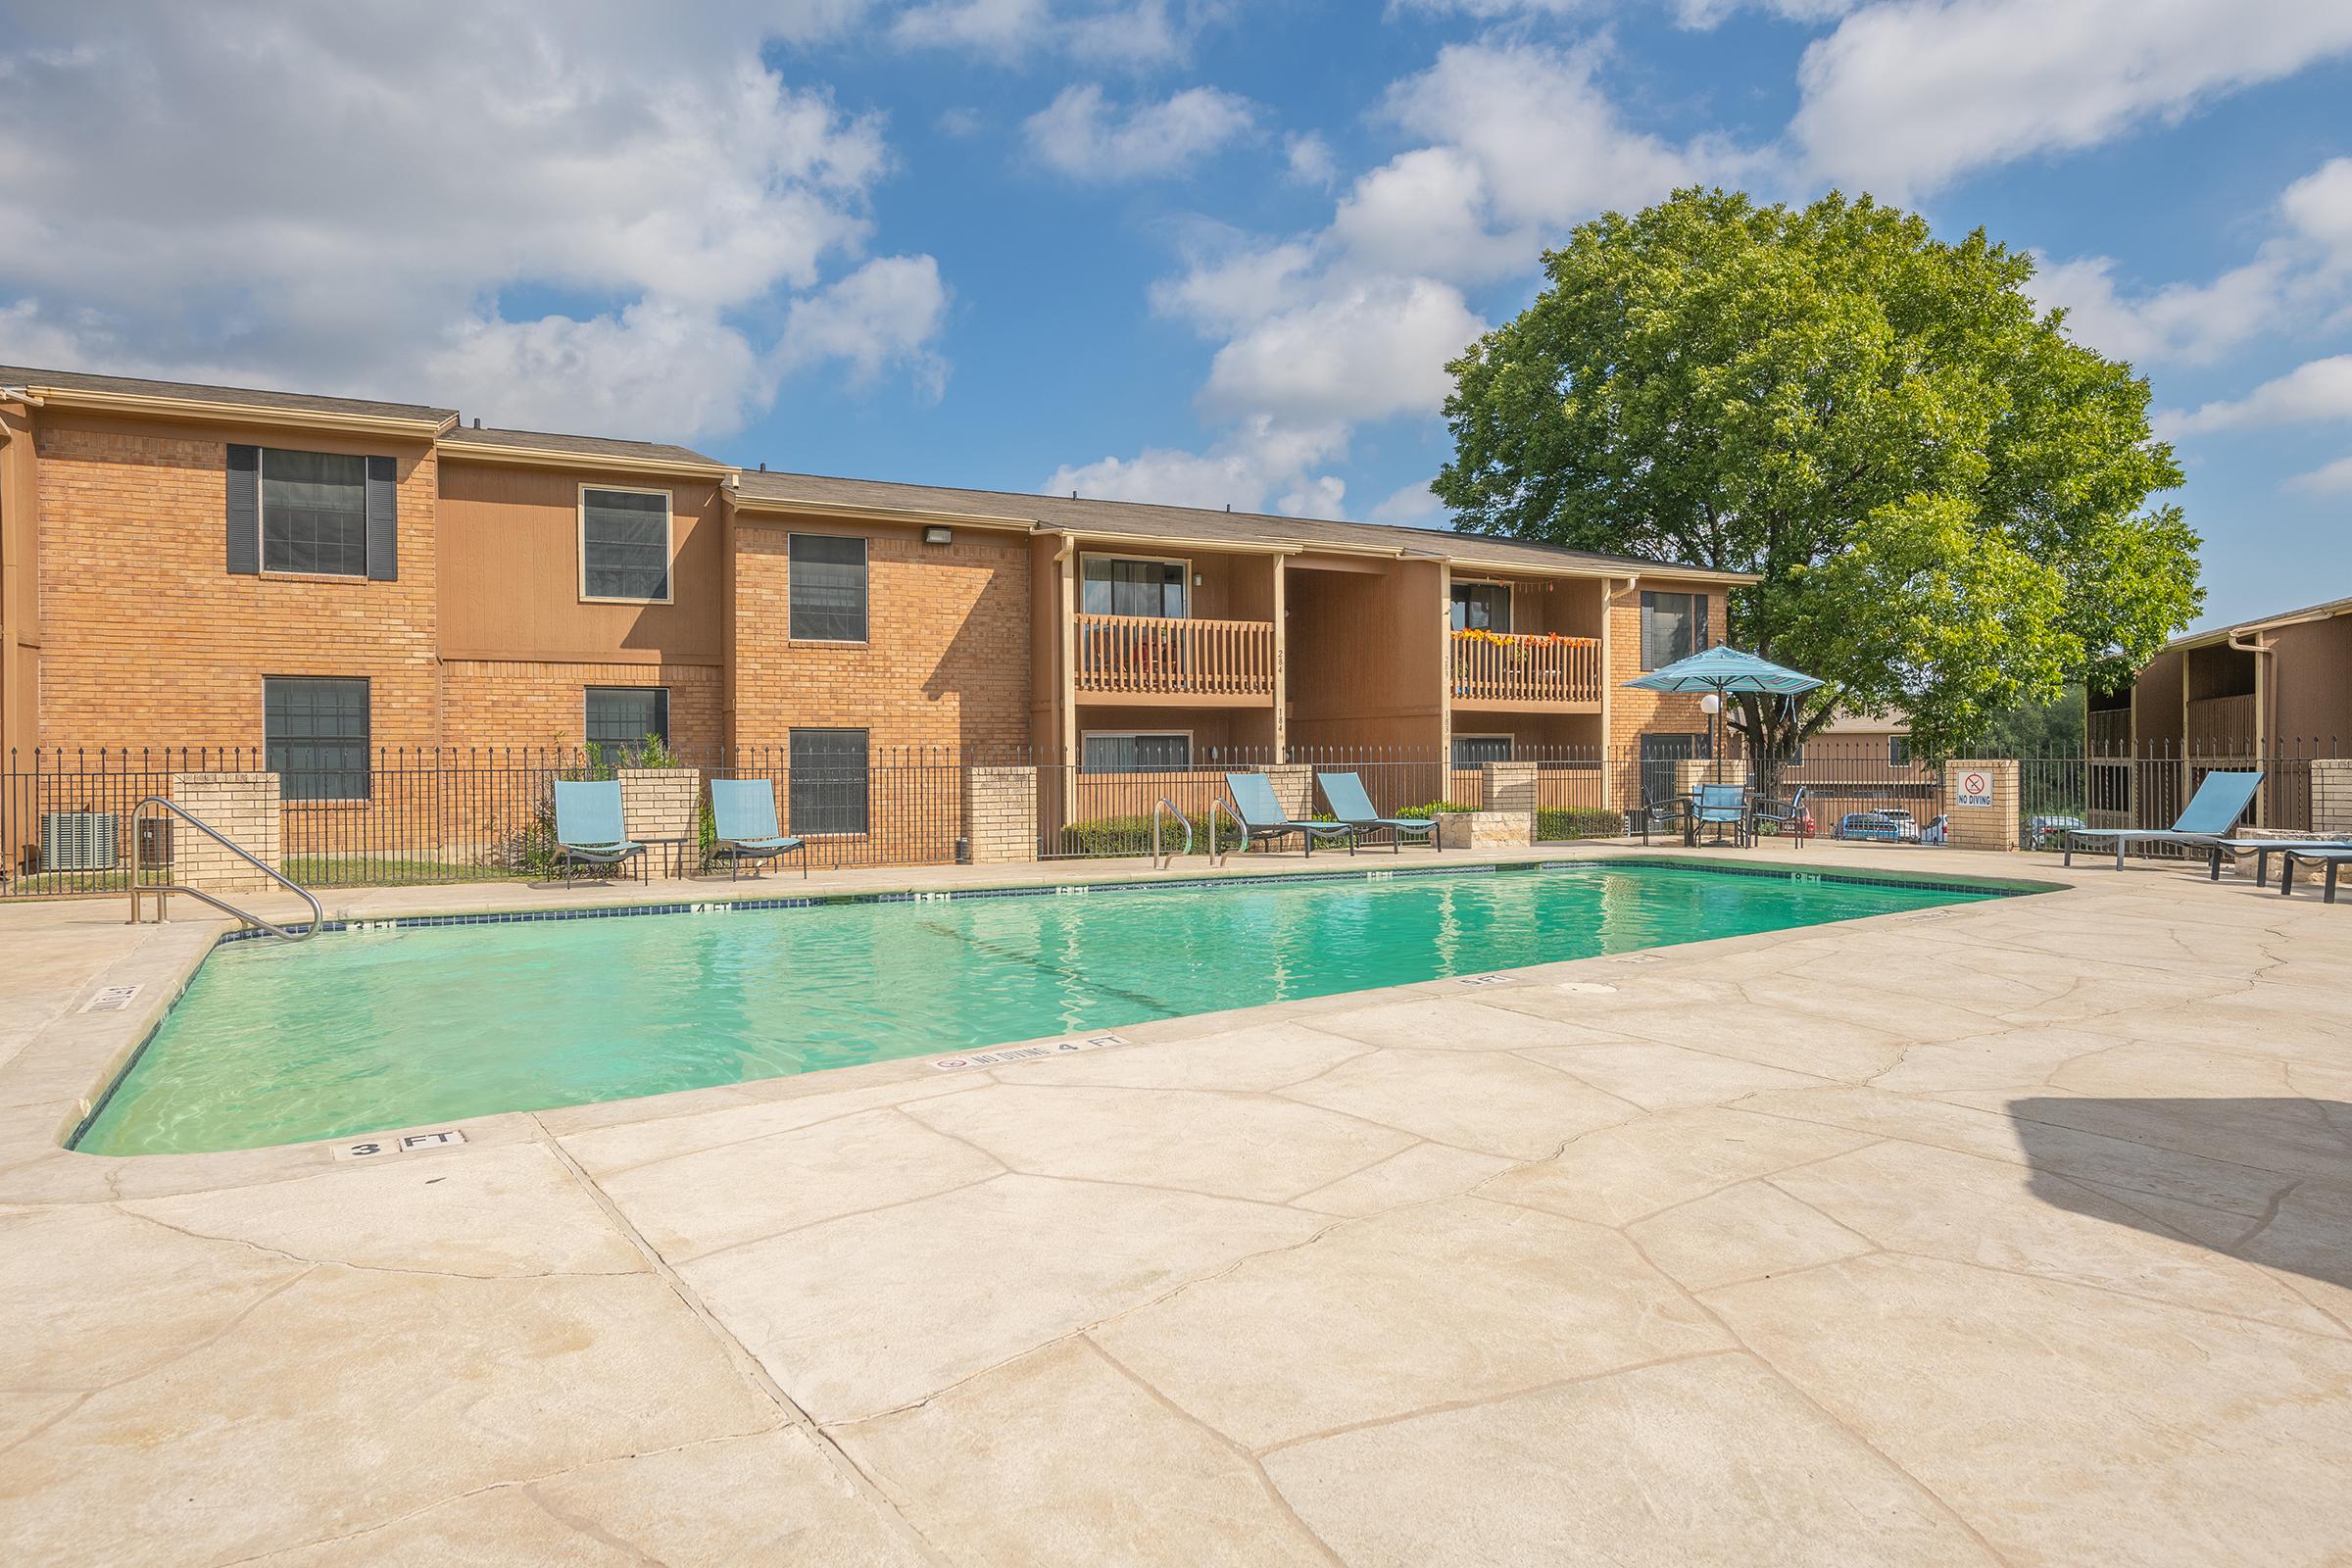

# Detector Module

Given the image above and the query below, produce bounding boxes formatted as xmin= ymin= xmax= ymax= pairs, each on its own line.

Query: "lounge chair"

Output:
xmin=1691 ymin=783 xmax=1750 ymax=847
xmin=2279 ymin=847 xmax=2352 ymax=904
xmin=2062 ymin=770 xmax=2263 ymax=871
xmin=2197 ymin=835 xmax=2352 ymax=888
xmin=1224 ymin=772 xmax=1355 ymax=857
xmin=710 ymin=777 xmax=808 ymax=880
xmin=1316 ymin=771 xmax=1437 ymax=853
xmin=553 ymin=779 xmax=648 ymax=887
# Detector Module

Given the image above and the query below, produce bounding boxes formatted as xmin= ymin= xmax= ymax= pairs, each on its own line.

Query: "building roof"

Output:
xmin=730 ymin=467 xmax=1752 ymax=582
xmin=439 ymin=422 xmax=728 ymax=474
xmin=2165 ymin=592 xmax=2352 ymax=653
xmin=0 ymin=364 xmax=455 ymax=426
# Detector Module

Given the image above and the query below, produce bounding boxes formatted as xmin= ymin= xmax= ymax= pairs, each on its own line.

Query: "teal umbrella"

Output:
xmin=1624 ymin=647 xmax=1824 ymax=783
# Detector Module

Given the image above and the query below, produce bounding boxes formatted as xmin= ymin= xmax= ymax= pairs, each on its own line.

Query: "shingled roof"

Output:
xmin=440 ymin=423 xmax=726 ymax=470
xmin=0 ymin=364 xmax=455 ymax=424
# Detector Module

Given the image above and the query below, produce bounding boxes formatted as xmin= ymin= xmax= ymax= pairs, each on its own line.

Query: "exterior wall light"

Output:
xmin=922 ymin=525 xmax=953 ymax=546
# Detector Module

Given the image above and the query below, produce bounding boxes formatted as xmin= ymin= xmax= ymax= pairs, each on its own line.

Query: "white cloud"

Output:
xmin=2282 ymin=157 xmax=2352 ymax=264
xmin=1148 ymin=237 xmax=1318 ymax=334
xmin=1044 ymin=416 xmax=1348 ymax=515
xmin=892 ymin=0 xmax=1225 ymax=65
xmin=936 ymin=106 xmax=987 ymax=137
xmin=1793 ymin=0 xmax=2352 ymax=198
xmin=2163 ymin=357 xmax=2352 ymax=436
xmin=1024 ymin=84 xmax=1256 ymax=181
xmin=1672 ymin=0 xmax=1855 ymax=27
xmin=2285 ymin=455 xmax=2352 ymax=495
xmin=890 ymin=0 xmax=1051 ymax=56
xmin=1328 ymin=147 xmax=1525 ymax=282
xmin=0 ymin=2 xmax=946 ymax=442
xmin=1202 ymin=276 xmax=1485 ymax=425
xmin=1285 ymin=131 xmax=1339 ymax=188
xmin=1370 ymin=479 xmax=1446 ymax=525
xmin=2025 ymin=252 xmax=2295 ymax=368
xmin=776 ymin=255 xmax=954 ymax=400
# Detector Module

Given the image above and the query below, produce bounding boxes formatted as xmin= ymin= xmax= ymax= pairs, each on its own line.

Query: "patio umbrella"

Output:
xmin=1623 ymin=646 xmax=1825 ymax=784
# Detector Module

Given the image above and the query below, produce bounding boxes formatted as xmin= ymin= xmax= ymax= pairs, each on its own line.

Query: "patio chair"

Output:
xmin=2204 ymin=836 xmax=2352 ymax=889
xmin=2278 ymin=847 xmax=2352 ymax=904
xmin=1224 ymin=772 xmax=1356 ymax=857
xmin=553 ymin=779 xmax=647 ymax=887
xmin=2062 ymin=770 xmax=2263 ymax=872
xmin=1639 ymin=788 xmax=1694 ymax=847
xmin=1750 ymin=786 xmax=1811 ymax=848
xmin=710 ymin=777 xmax=808 ymax=880
xmin=1691 ymin=783 xmax=1751 ymax=848
xmin=1315 ymin=771 xmax=1437 ymax=853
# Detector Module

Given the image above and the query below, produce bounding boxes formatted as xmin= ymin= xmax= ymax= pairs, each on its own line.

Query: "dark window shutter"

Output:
xmin=364 ymin=456 xmax=398 ymax=581
xmin=225 ymin=445 xmax=260 ymax=575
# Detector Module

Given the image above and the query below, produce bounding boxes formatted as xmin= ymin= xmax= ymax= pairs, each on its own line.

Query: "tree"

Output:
xmin=1434 ymin=187 xmax=2201 ymax=769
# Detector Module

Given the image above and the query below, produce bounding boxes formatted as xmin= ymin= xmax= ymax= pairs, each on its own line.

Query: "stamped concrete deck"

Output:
xmin=1 ymin=843 xmax=2348 ymax=1564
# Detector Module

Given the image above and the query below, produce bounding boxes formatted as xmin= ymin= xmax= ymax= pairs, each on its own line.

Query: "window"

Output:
xmin=1081 ymin=731 xmax=1192 ymax=774
xmin=1889 ymin=737 xmax=1912 ymax=768
xmin=262 ymin=449 xmax=368 ymax=576
xmin=1640 ymin=592 xmax=1708 ymax=669
xmin=1081 ymin=557 xmax=1188 ymax=618
xmin=1449 ymin=581 xmax=1512 ymax=633
xmin=789 ymin=534 xmax=869 ymax=641
xmin=585 ymin=686 xmax=668 ymax=750
xmin=789 ymin=728 xmax=868 ymax=835
xmin=1452 ymin=734 xmax=1513 ymax=766
xmin=265 ymin=677 xmax=369 ymax=802
xmin=580 ymin=487 xmax=671 ymax=602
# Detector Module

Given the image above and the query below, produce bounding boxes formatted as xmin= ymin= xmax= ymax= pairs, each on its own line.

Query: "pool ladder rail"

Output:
xmin=125 ymin=795 xmax=323 ymax=942
xmin=1152 ymin=797 xmax=1238 ymax=871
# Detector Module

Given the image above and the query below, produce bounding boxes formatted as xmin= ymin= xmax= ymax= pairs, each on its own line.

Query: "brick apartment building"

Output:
xmin=0 ymin=365 xmax=1744 ymax=848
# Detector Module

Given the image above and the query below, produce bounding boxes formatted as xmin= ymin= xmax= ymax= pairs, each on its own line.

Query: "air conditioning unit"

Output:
xmin=40 ymin=811 xmax=120 ymax=872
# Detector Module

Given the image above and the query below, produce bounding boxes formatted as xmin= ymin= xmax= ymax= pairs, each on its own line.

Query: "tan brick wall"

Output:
xmin=730 ymin=518 xmax=1032 ymax=755
xmin=1607 ymin=578 xmax=1730 ymax=808
xmin=1943 ymin=760 xmax=2020 ymax=852
xmin=1437 ymin=809 xmax=1533 ymax=850
xmin=965 ymin=765 xmax=1038 ymax=863
xmin=617 ymin=767 xmax=702 ymax=844
xmin=1481 ymin=760 xmax=1539 ymax=812
xmin=168 ymin=771 xmax=281 ymax=893
xmin=35 ymin=416 xmax=441 ymax=749
xmin=441 ymin=660 xmax=725 ymax=753
xmin=2314 ymin=760 xmax=2352 ymax=836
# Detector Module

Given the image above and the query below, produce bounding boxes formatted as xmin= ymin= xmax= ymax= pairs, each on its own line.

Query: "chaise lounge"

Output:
xmin=1315 ymin=771 xmax=1438 ymax=853
xmin=2062 ymin=770 xmax=2262 ymax=872
xmin=2279 ymin=846 xmax=2352 ymax=904
xmin=1225 ymin=772 xmax=1356 ymax=857
xmin=710 ymin=777 xmax=809 ymax=879
xmin=552 ymin=779 xmax=648 ymax=887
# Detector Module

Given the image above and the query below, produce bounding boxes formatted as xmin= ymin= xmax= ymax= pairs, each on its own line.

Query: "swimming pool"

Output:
xmin=77 ymin=861 xmax=2005 ymax=1155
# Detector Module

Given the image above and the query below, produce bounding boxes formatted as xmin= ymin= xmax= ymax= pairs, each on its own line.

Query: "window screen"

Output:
xmin=790 ymin=535 xmax=869 ymax=641
xmin=265 ymin=677 xmax=369 ymax=802
xmin=1449 ymin=582 xmax=1511 ymax=632
xmin=1640 ymin=592 xmax=1708 ymax=669
xmin=1451 ymin=735 xmax=1513 ymax=766
xmin=789 ymin=728 xmax=868 ymax=835
xmin=582 ymin=489 xmax=670 ymax=601
xmin=1081 ymin=558 xmax=1188 ymax=618
xmin=585 ymin=686 xmax=668 ymax=749
xmin=1081 ymin=733 xmax=1193 ymax=774
xmin=262 ymin=449 xmax=368 ymax=576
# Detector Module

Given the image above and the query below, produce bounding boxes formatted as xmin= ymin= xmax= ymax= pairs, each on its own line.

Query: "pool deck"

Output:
xmin=1 ymin=842 xmax=2348 ymax=1564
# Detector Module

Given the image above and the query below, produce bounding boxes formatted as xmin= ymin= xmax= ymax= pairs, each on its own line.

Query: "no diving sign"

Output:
xmin=1955 ymin=769 xmax=1994 ymax=808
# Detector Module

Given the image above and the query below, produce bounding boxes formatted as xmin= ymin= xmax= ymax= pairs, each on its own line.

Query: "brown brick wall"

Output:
xmin=35 ymin=416 xmax=442 ymax=750
xmin=730 ymin=516 xmax=1032 ymax=755
xmin=440 ymin=659 xmax=725 ymax=752
xmin=1607 ymin=577 xmax=1728 ymax=807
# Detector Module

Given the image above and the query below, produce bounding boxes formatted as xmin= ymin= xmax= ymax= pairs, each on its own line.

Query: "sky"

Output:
xmin=2 ymin=1 xmax=2349 ymax=632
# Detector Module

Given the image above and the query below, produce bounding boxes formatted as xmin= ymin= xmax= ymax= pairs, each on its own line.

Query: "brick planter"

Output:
xmin=1436 ymin=809 xmax=1532 ymax=851
xmin=618 ymin=767 xmax=703 ymax=846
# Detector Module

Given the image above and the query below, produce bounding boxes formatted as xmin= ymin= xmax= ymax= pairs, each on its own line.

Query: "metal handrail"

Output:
xmin=1207 ymin=797 xmax=1239 ymax=869
xmin=1151 ymin=798 xmax=1195 ymax=869
xmin=127 ymin=796 xmax=322 ymax=941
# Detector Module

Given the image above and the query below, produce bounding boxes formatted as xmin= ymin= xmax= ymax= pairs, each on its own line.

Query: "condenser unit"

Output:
xmin=40 ymin=811 xmax=120 ymax=872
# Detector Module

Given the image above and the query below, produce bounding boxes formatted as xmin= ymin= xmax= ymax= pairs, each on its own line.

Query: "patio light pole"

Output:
xmin=1700 ymin=693 xmax=1722 ymax=785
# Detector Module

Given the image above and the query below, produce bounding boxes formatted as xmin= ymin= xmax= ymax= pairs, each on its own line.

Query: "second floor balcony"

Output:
xmin=1074 ymin=612 xmax=1276 ymax=705
xmin=1450 ymin=628 xmax=1602 ymax=710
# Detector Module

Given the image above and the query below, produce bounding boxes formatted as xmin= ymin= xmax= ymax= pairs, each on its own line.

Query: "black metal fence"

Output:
xmin=2 ymin=735 xmax=2341 ymax=898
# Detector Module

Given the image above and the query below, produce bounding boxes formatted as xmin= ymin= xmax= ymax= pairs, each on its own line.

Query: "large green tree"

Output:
xmin=1435 ymin=187 xmax=2200 ymax=766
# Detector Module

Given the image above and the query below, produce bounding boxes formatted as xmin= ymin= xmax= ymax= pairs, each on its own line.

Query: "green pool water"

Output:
xmin=77 ymin=863 xmax=1995 ymax=1155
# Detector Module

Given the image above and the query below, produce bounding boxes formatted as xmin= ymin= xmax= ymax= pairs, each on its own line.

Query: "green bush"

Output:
xmin=1058 ymin=814 xmax=1247 ymax=858
xmin=1536 ymin=807 xmax=1621 ymax=840
xmin=1396 ymin=801 xmax=1480 ymax=818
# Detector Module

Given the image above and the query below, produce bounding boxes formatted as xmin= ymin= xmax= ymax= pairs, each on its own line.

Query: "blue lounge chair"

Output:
xmin=1692 ymin=783 xmax=1750 ymax=847
xmin=2063 ymin=770 xmax=2263 ymax=872
xmin=2279 ymin=847 xmax=2351 ymax=904
xmin=2198 ymin=835 xmax=2352 ymax=888
xmin=553 ymin=779 xmax=647 ymax=887
xmin=1316 ymin=771 xmax=1437 ymax=852
xmin=710 ymin=777 xmax=808 ymax=880
xmin=1225 ymin=772 xmax=1355 ymax=857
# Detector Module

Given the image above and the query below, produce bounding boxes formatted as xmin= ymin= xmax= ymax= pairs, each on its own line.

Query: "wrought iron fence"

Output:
xmin=2 ymin=734 xmax=2342 ymax=898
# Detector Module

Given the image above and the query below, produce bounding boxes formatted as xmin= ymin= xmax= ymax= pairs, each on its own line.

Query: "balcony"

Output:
xmin=1449 ymin=629 xmax=1602 ymax=710
xmin=1074 ymin=613 xmax=1276 ymax=706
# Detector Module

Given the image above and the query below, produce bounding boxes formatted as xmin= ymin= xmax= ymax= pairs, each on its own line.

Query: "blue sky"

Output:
xmin=3 ymin=2 xmax=2350 ymax=631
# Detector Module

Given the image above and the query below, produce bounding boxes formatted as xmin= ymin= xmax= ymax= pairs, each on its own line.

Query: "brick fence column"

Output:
xmin=1262 ymin=762 xmax=1315 ymax=818
xmin=1941 ymin=760 xmax=2019 ymax=852
xmin=1671 ymin=758 xmax=1748 ymax=797
xmin=168 ymin=771 xmax=282 ymax=893
xmin=2313 ymin=760 xmax=2352 ymax=836
xmin=964 ymin=765 xmax=1039 ymax=864
xmin=1481 ymin=760 xmax=1539 ymax=812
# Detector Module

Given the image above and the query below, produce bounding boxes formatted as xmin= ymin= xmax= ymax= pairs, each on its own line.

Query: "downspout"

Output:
xmin=2228 ymin=627 xmax=2276 ymax=825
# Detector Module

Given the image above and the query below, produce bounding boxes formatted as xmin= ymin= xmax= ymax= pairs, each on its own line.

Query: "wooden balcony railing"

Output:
xmin=1449 ymin=629 xmax=1602 ymax=706
xmin=1074 ymin=613 xmax=1276 ymax=700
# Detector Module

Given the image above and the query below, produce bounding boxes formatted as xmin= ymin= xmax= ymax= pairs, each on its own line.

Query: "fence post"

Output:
xmin=169 ymin=770 xmax=283 ymax=892
xmin=963 ymin=763 xmax=1040 ymax=864
xmin=1941 ymin=760 xmax=2019 ymax=853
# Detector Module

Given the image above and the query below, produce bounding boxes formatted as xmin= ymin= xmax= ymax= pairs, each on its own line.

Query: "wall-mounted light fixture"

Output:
xmin=922 ymin=525 xmax=953 ymax=546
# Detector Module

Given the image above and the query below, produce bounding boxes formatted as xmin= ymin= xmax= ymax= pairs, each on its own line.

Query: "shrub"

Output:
xmin=1058 ymin=814 xmax=1246 ymax=858
xmin=1396 ymin=801 xmax=1480 ymax=818
xmin=1536 ymin=807 xmax=1620 ymax=840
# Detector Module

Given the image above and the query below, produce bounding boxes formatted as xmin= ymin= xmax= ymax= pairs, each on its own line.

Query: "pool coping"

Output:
xmin=0 ymin=846 xmax=2067 ymax=1203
